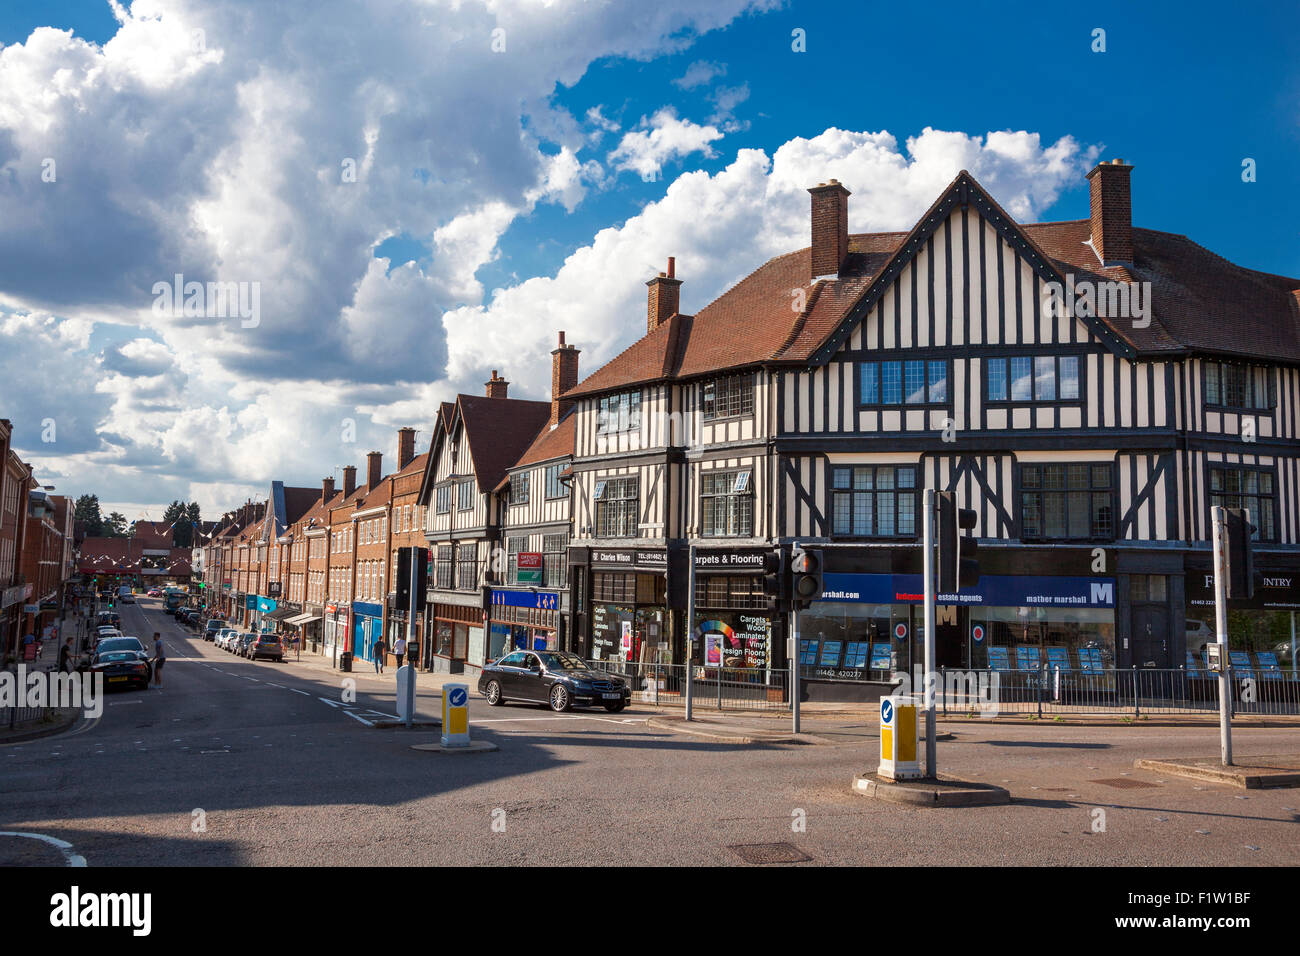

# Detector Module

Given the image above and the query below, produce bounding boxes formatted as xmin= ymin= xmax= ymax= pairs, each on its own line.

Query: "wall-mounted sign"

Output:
xmin=821 ymin=573 xmax=1116 ymax=609
xmin=516 ymin=552 xmax=543 ymax=585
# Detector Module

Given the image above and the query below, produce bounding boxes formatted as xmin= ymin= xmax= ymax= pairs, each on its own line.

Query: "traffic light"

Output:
xmin=761 ymin=548 xmax=787 ymax=612
xmin=396 ymin=546 xmax=430 ymax=611
xmin=790 ymin=546 xmax=824 ymax=609
xmin=937 ymin=491 xmax=979 ymax=593
xmin=1224 ymin=507 xmax=1256 ymax=600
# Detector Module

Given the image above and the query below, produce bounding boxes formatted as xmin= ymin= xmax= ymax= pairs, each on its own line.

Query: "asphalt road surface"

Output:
xmin=2 ymin=597 xmax=1298 ymax=866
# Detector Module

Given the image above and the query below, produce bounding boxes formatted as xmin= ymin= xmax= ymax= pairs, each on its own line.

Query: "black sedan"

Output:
xmin=87 ymin=650 xmax=152 ymax=690
xmin=479 ymin=651 xmax=630 ymax=712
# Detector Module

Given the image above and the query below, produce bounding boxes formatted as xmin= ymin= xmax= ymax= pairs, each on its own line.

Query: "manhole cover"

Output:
xmin=1091 ymin=778 xmax=1158 ymax=789
xmin=727 ymin=843 xmax=812 ymax=865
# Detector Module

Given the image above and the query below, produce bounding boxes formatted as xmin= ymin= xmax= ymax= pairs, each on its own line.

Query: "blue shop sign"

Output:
xmin=257 ymin=596 xmax=277 ymax=614
xmin=353 ymin=601 xmax=383 ymax=618
xmin=245 ymin=595 xmax=257 ymax=610
xmin=491 ymin=589 xmax=560 ymax=611
xmin=820 ymin=573 xmax=1115 ymax=609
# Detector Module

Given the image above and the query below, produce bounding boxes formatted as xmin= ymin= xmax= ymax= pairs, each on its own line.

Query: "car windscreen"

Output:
xmin=537 ymin=652 xmax=588 ymax=671
xmin=96 ymin=652 xmax=141 ymax=664
xmin=97 ymin=638 xmax=144 ymax=653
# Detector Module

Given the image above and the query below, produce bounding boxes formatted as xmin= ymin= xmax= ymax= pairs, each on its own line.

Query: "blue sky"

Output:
xmin=0 ymin=0 xmax=1296 ymax=517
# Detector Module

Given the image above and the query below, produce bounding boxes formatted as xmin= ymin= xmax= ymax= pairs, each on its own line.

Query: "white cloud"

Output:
xmin=607 ymin=107 xmax=725 ymax=179
xmin=672 ymin=59 xmax=726 ymax=89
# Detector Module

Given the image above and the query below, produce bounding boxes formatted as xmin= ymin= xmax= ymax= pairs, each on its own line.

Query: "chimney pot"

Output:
xmin=646 ymin=261 xmax=683 ymax=335
xmin=342 ymin=465 xmax=357 ymax=499
xmin=366 ymin=450 xmax=383 ymax=490
xmin=397 ymin=427 xmax=416 ymax=470
xmin=667 ymin=257 xmax=675 ymax=278
xmin=551 ymin=331 xmax=581 ymax=426
xmin=485 ymin=370 xmax=510 ymax=399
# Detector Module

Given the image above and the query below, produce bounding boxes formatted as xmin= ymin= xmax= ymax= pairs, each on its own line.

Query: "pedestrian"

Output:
xmin=152 ymin=631 xmax=165 ymax=688
xmin=373 ymin=637 xmax=386 ymax=673
xmin=58 ymin=637 xmax=74 ymax=672
xmin=393 ymin=635 xmax=406 ymax=668
xmin=22 ymin=630 xmax=36 ymax=662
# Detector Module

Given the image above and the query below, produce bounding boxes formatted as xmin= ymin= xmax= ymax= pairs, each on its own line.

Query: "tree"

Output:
xmin=74 ymin=494 xmax=105 ymax=537
xmin=105 ymin=512 xmax=129 ymax=537
xmin=184 ymin=502 xmax=202 ymax=547
xmin=163 ymin=500 xmax=191 ymax=547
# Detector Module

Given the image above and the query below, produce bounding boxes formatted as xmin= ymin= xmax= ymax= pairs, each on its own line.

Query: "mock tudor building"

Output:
xmin=490 ymin=333 xmax=581 ymax=660
xmin=562 ymin=160 xmax=1300 ymax=697
xmin=418 ymin=373 xmax=552 ymax=673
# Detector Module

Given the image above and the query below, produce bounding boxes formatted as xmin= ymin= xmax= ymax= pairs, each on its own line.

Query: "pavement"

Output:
xmin=2 ymin=595 xmax=1298 ymax=866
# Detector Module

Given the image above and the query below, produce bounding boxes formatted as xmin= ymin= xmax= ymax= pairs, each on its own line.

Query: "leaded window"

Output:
xmin=830 ymin=466 xmax=918 ymax=537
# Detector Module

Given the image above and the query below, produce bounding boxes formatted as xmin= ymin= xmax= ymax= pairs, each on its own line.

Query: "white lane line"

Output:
xmin=266 ymin=682 xmax=284 ymax=688
xmin=342 ymin=710 xmax=375 ymax=727
xmin=317 ymin=697 xmax=342 ymax=708
xmin=473 ymin=715 xmax=648 ymax=725
xmin=290 ymin=688 xmax=310 ymax=696
xmin=0 ymin=832 xmax=86 ymax=867
xmin=108 ymin=700 xmax=143 ymax=706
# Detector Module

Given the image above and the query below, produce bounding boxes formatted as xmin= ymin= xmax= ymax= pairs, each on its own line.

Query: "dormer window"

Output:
xmin=597 ymin=391 xmax=642 ymax=434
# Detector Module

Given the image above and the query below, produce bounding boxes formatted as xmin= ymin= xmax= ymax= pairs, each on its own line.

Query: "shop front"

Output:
xmin=798 ymin=546 xmax=1119 ymax=703
xmin=323 ymin=603 xmax=349 ymax=665
xmin=690 ymin=548 xmax=781 ymax=673
xmin=385 ymin=598 xmax=423 ymax=669
xmin=581 ymin=548 xmax=672 ymax=664
xmin=428 ymin=601 xmax=484 ymax=675
xmin=488 ymin=588 xmax=562 ymax=662
xmin=351 ymin=601 xmax=384 ymax=664
xmin=1184 ymin=555 xmax=1300 ymax=678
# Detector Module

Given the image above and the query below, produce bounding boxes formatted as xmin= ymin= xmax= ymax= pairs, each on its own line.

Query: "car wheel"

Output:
xmin=603 ymin=701 xmax=626 ymax=713
xmin=549 ymin=684 xmax=571 ymax=713
xmin=485 ymin=680 xmax=504 ymax=706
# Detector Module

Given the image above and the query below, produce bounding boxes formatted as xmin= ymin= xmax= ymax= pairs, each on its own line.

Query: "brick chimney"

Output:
xmin=550 ymin=331 xmax=580 ymax=426
xmin=485 ymin=370 xmax=509 ymax=399
xmin=646 ymin=257 xmax=682 ymax=334
xmin=808 ymin=180 xmax=850 ymax=279
xmin=322 ymin=476 xmax=335 ymax=501
xmin=1086 ymin=158 xmax=1134 ymax=266
xmin=397 ymin=427 xmax=416 ymax=470
xmin=366 ymin=451 xmax=383 ymax=490
xmin=342 ymin=465 xmax=357 ymax=498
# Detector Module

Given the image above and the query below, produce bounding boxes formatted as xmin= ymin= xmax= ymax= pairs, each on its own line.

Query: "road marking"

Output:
xmin=108 ymin=700 xmax=143 ymax=706
xmin=342 ymin=710 xmax=375 ymax=727
xmin=473 ymin=715 xmax=649 ymax=725
xmin=0 ymin=832 xmax=86 ymax=867
xmin=318 ymin=697 xmax=342 ymax=708
xmin=290 ymin=689 xmax=310 ymax=696
xmin=266 ymin=682 xmax=284 ymax=688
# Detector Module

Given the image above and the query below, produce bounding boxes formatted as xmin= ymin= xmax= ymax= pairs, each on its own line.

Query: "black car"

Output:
xmin=88 ymin=649 xmax=151 ymax=690
xmin=96 ymin=611 xmax=122 ymax=629
xmin=479 ymin=650 xmax=630 ymax=712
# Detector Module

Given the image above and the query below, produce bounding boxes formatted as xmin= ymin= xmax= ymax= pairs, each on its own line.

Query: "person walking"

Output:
xmin=152 ymin=632 xmax=165 ymax=688
xmin=393 ymin=635 xmax=407 ymax=668
xmin=373 ymin=637 xmax=386 ymax=673
xmin=58 ymin=637 xmax=74 ymax=672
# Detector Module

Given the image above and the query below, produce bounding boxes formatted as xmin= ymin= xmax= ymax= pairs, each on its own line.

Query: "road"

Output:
xmin=1 ymin=596 xmax=1298 ymax=866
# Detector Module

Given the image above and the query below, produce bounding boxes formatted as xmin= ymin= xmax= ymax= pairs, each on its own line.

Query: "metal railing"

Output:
xmin=586 ymin=660 xmax=791 ymax=712
xmin=938 ymin=665 xmax=1300 ymax=717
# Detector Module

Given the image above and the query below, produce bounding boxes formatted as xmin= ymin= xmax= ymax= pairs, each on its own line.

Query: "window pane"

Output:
xmin=1092 ymin=492 xmax=1112 ymax=537
xmin=1067 ymin=492 xmax=1090 ymax=537
xmin=897 ymin=467 xmax=916 ymax=489
xmin=882 ymin=362 xmax=903 ymax=404
xmin=854 ymin=493 xmax=872 ymax=535
xmin=876 ymin=493 xmax=894 ymax=535
xmin=1021 ymin=465 xmax=1040 ymax=489
xmin=1060 ymin=356 xmax=1079 ymax=400
xmin=1205 ymin=363 xmax=1221 ymax=405
xmin=897 ymin=492 xmax=916 ymax=536
xmin=1091 ymin=465 xmax=1110 ymax=488
xmin=1010 ymin=357 xmax=1032 ymax=401
xmin=854 ymin=468 xmax=872 ymax=490
xmin=1034 ymin=356 xmax=1056 ymax=401
xmin=905 ymin=361 xmax=926 ymax=404
xmin=1044 ymin=494 xmax=1066 ymax=537
xmin=876 ymin=469 xmax=894 ymax=490
xmin=1022 ymin=492 xmax=1040 ymax=537
xmin=1067 ymin=464 xmax=1088 ymax=489
xmin=928 ymin=361 xmax=948 ymax=403
xmin=833 ymin=494 xmax=850 ymax=535
xmin=833 ymin=468 xmax=850 ymax=490
xmin=987 ymin=358 xmax=1007 ymax=402
xmin=861 ymin=363 xmax=878 ymax=404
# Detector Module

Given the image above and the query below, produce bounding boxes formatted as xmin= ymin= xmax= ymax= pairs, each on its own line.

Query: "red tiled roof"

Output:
xmin=455 ymin=394 xmax=553 ymax=493
xmin=494 ymin=410 xmax=575 ymax=492
xmin=565 ymin=171 xmax=1300 ymax=398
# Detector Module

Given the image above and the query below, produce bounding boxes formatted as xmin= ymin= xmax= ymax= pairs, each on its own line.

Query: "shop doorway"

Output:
xmin=1130 ymin=605 xmax=1170 ymax=668
xmin=935 ymin=606 xmax=963 ymax=669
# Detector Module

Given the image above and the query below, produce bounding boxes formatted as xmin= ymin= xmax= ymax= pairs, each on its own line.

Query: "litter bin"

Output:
xmin=339 ymin=651 xmax=353 ymax=672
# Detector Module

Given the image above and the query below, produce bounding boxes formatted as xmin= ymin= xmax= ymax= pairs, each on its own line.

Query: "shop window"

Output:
xmin=1204 ymin=362 xmax=1275 ymax=411
xmin=1208 ymin=466 xmax=1276 ymax=541
xmin=986 ymin=355 xmax=1080 ymax=403
xmin=859 ymin=359 xmax=950 ymax=407
xmin=831 ymin=465 xmax=918 ymax=538
xmin=702 ymin=374 xmax=754 ymax=420
xmin=1020 ymin=463 xmax=1114 ymax=541
xmin=700 ymin=470 xmax=754 ymax=537
xmin=595 ymin=476 xmax=639 ymax=538
xmin=695 ymin=575 xmax=764 ymax=609
xmin=597 ymin=390 xmax=642 ymax=434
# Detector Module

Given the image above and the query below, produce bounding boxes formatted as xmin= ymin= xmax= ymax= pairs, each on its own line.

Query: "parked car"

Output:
xmin=87 ymin=649 xmax=151 ymax=689
xmin=146 ymin=588 xmax=162 ymax=597
xmin=478 ymin=650 xmax=630 ymax=712
xmin=248 ymin=634 xmax=284 ymax=662
xmin=216 ymin=628 xmax=236 ymax=650
xmin=236 ymin=633 xmax=258 ymax=657
xmin=204 ymin=619 xmax=227 ymax=641
xmin=96 ymin=612 xmax=122 ymax=629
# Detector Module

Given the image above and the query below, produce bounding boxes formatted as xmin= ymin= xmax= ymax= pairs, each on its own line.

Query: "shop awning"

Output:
xmin=284 ymin=612 xmax=319 ymax=627
xmin=265 ymin=607 xmax=296 ymax=621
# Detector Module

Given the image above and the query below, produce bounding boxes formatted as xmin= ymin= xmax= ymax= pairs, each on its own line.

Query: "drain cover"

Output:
xmin=728 ymin=843 xmax=812 ymax=865
xmin=1091 ymin=778 xmax=1158 ymax=789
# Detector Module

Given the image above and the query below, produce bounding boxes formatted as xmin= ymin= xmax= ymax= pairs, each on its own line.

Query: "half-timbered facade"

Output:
xmin=418 ymin=374 xmax=551 ymax=673
xmin=563 ymin=161 xmax=1300 ymax=693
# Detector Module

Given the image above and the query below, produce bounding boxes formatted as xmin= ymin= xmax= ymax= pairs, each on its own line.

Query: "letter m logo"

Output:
xmin=1090 ymin=582 xmax=1114 ymax=605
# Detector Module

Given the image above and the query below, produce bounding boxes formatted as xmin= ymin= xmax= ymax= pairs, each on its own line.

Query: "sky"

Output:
xmin=1 ymin=0 xmax=1297 ymax=524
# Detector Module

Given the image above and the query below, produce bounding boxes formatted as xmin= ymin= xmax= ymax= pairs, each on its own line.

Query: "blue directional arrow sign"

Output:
xmin=448 ymin=687 xmax=468 ymax=708
xmin=881 ymin=699 xmax=894 ymax=725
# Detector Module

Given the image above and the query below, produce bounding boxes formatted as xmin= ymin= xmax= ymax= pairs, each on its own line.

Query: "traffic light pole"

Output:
xmin=685 ymin=544 xmax=694 ymax=722
xmin=923 ymin=488 xmax=937 ymax=778
xmin=791 ymin=602 xmax=800 ymax=735
xmin=1211 ymin=505 xmax=1233 ymax=766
